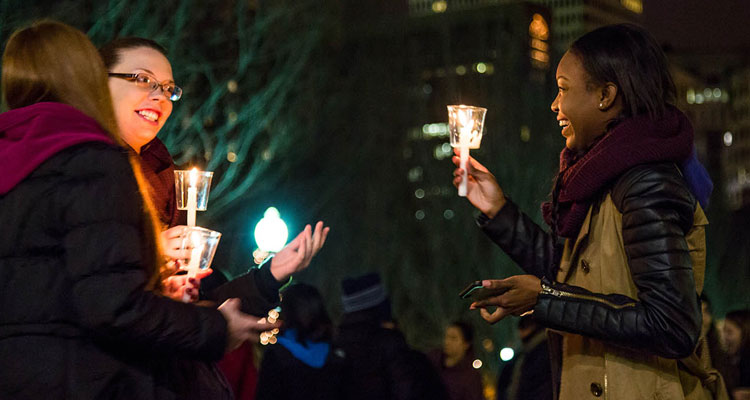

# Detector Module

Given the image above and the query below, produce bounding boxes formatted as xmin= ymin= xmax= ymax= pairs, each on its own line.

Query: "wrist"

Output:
xmin=268 ymin=256 xmax=288 ymax=282
xmin=484 ymin=197 xmax=507 ymax=219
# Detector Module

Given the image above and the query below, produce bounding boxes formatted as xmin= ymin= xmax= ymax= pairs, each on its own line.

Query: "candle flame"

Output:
xmin=189 ymin=168 xmax=199 ymax=188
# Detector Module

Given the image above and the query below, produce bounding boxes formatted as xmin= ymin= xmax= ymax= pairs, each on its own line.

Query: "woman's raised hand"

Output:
xmin=451 ymin=150 xmax=506 ymax=218
xmin=269 ymin=221 xmax=330 ymax=282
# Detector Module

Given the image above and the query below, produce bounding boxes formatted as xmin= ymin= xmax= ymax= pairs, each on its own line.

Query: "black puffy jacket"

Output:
xmin=0 ymin=143 xmax=227 ymax=400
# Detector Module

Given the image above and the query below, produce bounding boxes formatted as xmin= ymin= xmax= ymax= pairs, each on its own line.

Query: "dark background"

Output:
xmin=1 ymin=0 xmax=748 ymax=380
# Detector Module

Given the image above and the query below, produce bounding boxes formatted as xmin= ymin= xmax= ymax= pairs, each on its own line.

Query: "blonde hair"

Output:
xmin=2 ymin=20 xmax=165 ymax=290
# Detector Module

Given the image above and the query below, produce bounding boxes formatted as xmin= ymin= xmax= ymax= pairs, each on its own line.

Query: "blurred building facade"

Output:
xmin=528 ymin=0 xmax=643 ymax=53
xmin=727 ymin=66 xmax=750 ymax=208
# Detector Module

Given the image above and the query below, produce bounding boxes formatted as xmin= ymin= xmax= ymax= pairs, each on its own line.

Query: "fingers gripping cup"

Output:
xmin=179 ymin=226 xmax=222 ymax=302
xmin=447 ymin=105 xmax=487 ymax=196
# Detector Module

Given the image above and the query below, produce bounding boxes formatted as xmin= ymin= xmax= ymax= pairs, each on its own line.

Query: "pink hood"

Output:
xmin=0 ymin=102 xmax=114 ymax=195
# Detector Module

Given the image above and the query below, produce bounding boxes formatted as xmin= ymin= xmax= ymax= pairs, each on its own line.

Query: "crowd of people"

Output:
xmin=0 ymin=18 xmax=749 ymax=400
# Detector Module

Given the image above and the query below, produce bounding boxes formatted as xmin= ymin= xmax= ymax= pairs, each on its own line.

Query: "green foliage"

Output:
xmin=0 ymin=0 xmax=562 ymax=374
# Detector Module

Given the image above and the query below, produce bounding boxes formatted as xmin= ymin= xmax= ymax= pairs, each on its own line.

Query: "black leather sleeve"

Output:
xmin=478 ymin=200 xmax=559 ymax=280
xmin=202 ymin=257 xmax=285 ymax=317
xmin=533 ymin=163 xmax=702 ymax=359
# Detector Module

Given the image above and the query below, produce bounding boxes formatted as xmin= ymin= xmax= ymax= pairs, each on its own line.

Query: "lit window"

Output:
xmin=724 ymin=131 xmax=733 ymax=147
xmin=432 ymin=0 xmax=447 ymax=13
xmin=529 ymin=14 xmax=549 ymax=40
xmin=686 ymin=88 xmax=695 ymax=104
xmin=520 ymin=125 xmax=531 ymax=142
xmin=620 ymin=0 xmax=643 ymax=14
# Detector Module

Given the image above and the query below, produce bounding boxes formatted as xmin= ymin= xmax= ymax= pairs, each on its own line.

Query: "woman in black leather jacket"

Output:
xmin=452 ymin=24 xmax=719 ymax=399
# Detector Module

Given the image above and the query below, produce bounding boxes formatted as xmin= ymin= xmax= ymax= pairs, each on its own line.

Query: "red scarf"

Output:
xmin=542 ymin=106 xmax=694 ymax=238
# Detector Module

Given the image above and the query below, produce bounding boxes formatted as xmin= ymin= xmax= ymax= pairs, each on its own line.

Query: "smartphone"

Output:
xmin=458 ymin=280 xmax=507 ymax=300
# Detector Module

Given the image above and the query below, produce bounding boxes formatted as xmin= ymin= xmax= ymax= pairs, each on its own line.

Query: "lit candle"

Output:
xmin=458 ymin=109 xmax=472 ymax=197
xmin=187 ymin=168 xmax=198 ymax=227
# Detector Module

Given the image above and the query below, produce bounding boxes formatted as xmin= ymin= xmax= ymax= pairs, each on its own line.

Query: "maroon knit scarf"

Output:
xmin=542 ymin=106 xmax=694 ymax=238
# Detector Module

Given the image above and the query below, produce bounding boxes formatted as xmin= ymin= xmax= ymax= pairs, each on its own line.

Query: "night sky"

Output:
xmin=644 ymin=0 xmax=750 ymax=51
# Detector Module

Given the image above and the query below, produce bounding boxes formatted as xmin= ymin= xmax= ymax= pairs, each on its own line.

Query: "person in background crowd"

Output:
xmin=0 ymin=20 xmax=274 ymax=400
xmin=699 ymin=294 xmax=731 ymax=396
xmin=453 ymin=23 xmax=716 ymax=399
xmin=428 ymin=321 xmax=483 ymax=400
xmin=496 ymin=315 xmax=552 ymax=400
xmin=724 ymin=310 xmax=750 ymax=399
xmin=335 ymin=272 xmax=448 ymax=400
xmin=256 ymin=283 xmax=344 ymax=400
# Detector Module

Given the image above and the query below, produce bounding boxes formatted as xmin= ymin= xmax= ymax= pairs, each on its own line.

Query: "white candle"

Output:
xmin=458 ymin=110 xmax=472 ymax=197
xmin=182 ymin=230 xmax=202 ymax=303
xmin=187 ymin=168 xmax=198 ymax=227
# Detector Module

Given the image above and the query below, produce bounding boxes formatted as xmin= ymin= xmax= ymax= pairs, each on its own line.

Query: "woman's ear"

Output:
xmin=598 ymin=83 xmax=618 ymax=110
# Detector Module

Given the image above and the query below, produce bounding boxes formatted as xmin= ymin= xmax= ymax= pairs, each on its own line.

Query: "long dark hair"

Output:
xmin=569 ymin=23 xmax=676 ymax=120
xmin=449 ymin=320 xmax=474 ymax=351
xmin=281 ymin=284 xmax=333 ymax=343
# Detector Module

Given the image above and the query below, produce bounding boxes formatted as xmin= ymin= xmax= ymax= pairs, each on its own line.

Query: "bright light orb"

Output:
xmin=472 ymin=359 xmax=483 ymax=369
xmin=500 ymin=347 xmax=515 ymax=361
xmin=724 ymin=131 xmax=733 ymax=147
xmin=254 ymin=207 xmax=289 ymax=252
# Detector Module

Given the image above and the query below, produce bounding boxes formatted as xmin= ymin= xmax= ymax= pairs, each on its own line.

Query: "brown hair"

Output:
xmin=99 ymin=37 xmax=169 ymax=70
xmin=1 ymin=21 xmax=165 ymax=290
xmin=2 ymin=20 xmax=121 ymax=139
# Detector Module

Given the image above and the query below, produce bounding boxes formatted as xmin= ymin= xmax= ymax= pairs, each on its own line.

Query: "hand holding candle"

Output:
xmin=178 ymin=227 xmax=223 ymax=303
xmin=447 ymin=105 xmax=487 ymax=197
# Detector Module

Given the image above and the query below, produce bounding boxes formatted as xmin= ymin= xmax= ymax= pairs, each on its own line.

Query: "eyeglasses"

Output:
xmin=108 ymin=72 xmax=183 ymax=101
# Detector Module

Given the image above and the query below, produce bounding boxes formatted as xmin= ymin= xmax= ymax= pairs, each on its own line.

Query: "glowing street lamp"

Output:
xmin=253 ymin=207 xmax=289 ymax=264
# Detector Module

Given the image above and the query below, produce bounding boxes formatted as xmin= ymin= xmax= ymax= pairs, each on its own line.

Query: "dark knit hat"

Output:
xmin=341 ymin=273 xmax=392 ymax=320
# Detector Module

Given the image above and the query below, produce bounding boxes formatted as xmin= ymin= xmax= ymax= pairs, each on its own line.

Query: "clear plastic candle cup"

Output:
xmin=174 ymin=169 xmax=214 ymax=212
xmin=447 ymin=105 xmax=487 ymax=196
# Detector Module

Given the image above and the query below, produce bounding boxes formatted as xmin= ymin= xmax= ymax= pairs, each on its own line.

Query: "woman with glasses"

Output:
xmin=0 ymin=21 xmax=277 ymax=400
xmin=99 ymin=37 xmax=329 ymax=399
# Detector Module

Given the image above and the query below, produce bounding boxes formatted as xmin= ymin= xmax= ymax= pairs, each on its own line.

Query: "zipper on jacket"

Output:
xmin=541 ymin=284 xmax=637 ymax=310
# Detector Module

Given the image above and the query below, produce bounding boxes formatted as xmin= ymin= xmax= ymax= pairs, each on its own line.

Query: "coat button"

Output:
xmin=590 ymin=382 xmax=603 ymax=397
xmin=581 ymin=259 xmax=591 ymax=274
